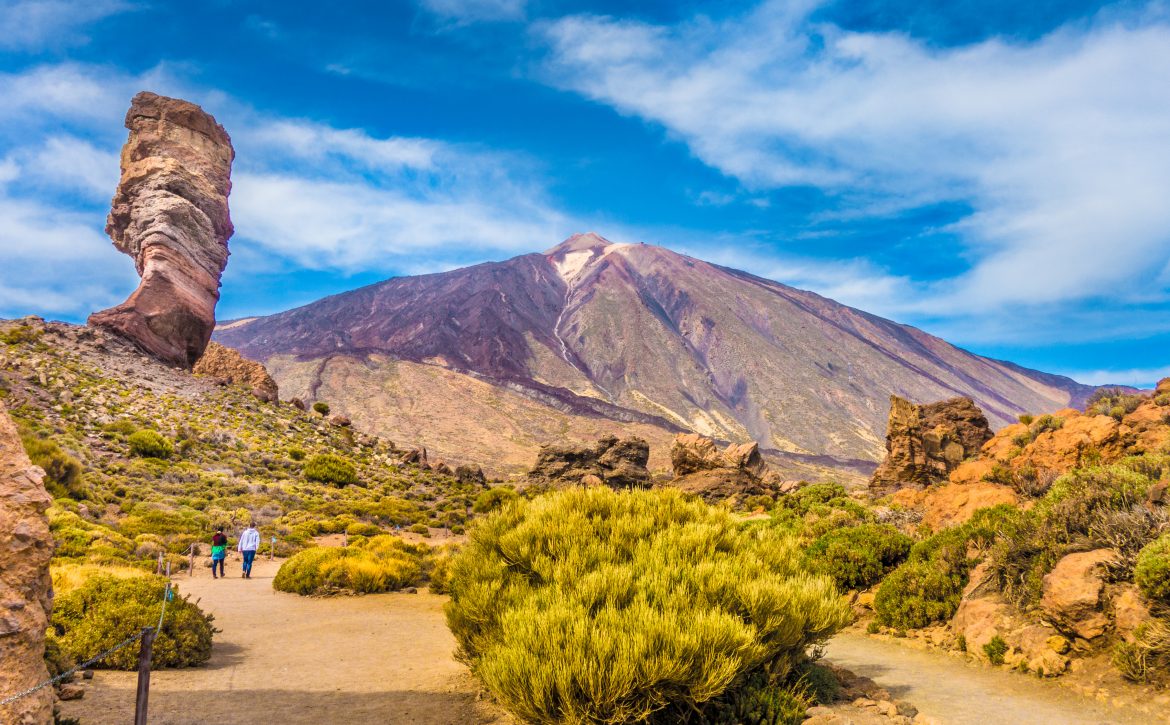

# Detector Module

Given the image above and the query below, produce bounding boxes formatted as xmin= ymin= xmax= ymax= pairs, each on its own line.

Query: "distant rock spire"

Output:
xmin=89 ymin=91 xmax=235 ymax=368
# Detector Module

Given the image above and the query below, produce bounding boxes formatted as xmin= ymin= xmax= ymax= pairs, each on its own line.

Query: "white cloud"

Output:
xmin=1058 ymin=365 xmax=1170 ymax=388
xmin=0 ymin=63 xmax=575 ymax=319
xmin=0 ymin=0 xmax=133 ymax=50
xmin=539 ymin=3 xmax=1170 ymax=318
xmin=416 ymin=0 xmax=526 ymax=24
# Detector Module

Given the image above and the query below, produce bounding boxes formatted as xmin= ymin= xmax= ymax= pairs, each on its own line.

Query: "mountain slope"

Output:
xmin=217 ymin=233 xmax=1094 ymax=476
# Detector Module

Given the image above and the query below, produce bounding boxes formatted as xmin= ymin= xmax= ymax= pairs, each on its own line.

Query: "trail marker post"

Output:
xmin=133 ymin=626 xmax=156 ymax=725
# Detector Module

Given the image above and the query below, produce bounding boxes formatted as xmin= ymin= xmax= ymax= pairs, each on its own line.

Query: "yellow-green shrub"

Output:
xmin=805 ymin=523 xmax=912 ymax=591
xmin=303 ymin=453 xmax=358 ymax=486
xmin=446 ymin=488 xmax=850 ymax=724
xmin=128 ymin=429 xmax=173 ymax=459
xmin=272 ymin=535 xmax=423 ymax=595
xmin=51 ymin=575 xmax=215 ymax=669
xmin=20 ymin=430 xmax=84 ymax=498
xmin=1135 ymin=533 xmax=1170 ymax=605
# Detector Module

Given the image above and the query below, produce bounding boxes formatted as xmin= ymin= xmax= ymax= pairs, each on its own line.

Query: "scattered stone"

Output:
xmin=894 ymin=700 xmax=918 ymax=718
xmin=1046 ymin=635 xmax=1071 ymax=654
xmin=1111 ymin=584 xmax=1153 ymax=642
xmin=289 ymin=398 xmax=306 ymax=411
xmin=57 ymin=683 xmax=85 ymax=701
xmin=88 ymin=92 xmax=235 ymax=368
xmin=328 ymin=414 xmax=352 ymax=428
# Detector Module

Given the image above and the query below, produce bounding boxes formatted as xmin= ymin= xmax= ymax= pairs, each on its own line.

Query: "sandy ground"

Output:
xmin=58 ymin=556 xmax=508 ymax=725
xmin=825 ymin=633 xmax=1167 ymax=724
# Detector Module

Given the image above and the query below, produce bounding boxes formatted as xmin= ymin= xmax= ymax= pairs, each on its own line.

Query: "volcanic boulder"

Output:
xmin=0 ymin=401 xmax=54 ymax=724
xmin=89 ymin=91 xmax=235 ymax=368
xmin=667 ymin=433 xmax=779 ymax=503
xmin=870 ymin=395 xmax=993 ymax=491
xmin=527 ymin=435 xmax=650 ymax=489
xmin=193 ymin=342 xmax=278 ymax=402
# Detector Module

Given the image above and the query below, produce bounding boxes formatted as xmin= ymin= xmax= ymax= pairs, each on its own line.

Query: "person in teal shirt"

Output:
xmin=211 ymin=527 xmax=228 ymax=579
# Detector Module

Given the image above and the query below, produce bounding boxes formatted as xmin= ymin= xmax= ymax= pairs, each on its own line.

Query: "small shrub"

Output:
xmin=1017 ymin=414 xmax=1035 ymax=425
xmin=1114 ymin=620 xmax=1170 ymax=684
xmin=447 ymin=488 xmax=849 ymax=724
xmin=128 ymin=430 xmax=173 ymax=459
xmin=21 ymin=431 xmax=84 ymax=498
xmin=1135 ymin=533 xmax=1170 ymax=605
xmin=303 ymin=454 xmax=358 ymax=486
xmin=408 ymin=522 xmax=430 ymax=536
xmin=874 ymin=560 xmax=964 ymax=629
xmin=956 ymin=634 xmax=967 ymax=653
xmin=288 ymin=447 xmax=306 ymax=461
xmin=273 ymin=536 xmax=423 ymax=595
xmin=312 ymin=401 xmax=330 ymax=416
xmin=805 ymin=524 xmax=912 ymax=591
xmin=983 ymin=635 xmax=1008 ymax=665
xmin=471 ymin=486 xmax=518 ymax=514
xmin=1155 ymin=393 xmax=1170 ymax=407
xmin=692 ymin=673 xmax=812 ymax=725
xmin=1031 ymin=414 xmax=1064 ymax=434
xmin=51 ymin=575 xmax=214 ymax=669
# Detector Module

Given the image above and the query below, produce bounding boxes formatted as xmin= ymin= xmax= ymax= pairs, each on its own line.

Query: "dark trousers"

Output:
xmin=212 ymin=558 xmax=225 ymax=577
xmin=242 ymin=549 xmax=256 ymax=577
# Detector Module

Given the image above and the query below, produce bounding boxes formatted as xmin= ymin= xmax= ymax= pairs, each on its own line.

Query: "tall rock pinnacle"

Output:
xmin=89 ymin=91 xmax=235 ymax=367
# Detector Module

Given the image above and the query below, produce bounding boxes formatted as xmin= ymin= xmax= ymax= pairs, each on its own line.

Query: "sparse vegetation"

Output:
xmin=446 ymin=487 xmax=849 ymax=723
xmin=983 ymin=635 xmax=1008 ymax=665
xmin=312 ymin=401 xmax=330 ymax=416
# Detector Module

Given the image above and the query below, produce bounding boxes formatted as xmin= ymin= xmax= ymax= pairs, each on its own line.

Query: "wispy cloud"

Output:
xmin=1057 ymin=365 xmax=1170 ymax=388
xmin=538 ymin=2 xmax=1170 ymax=322
xmin=0 ymin=0 xmax=134 ymax=51
xmin=0 ymin=62 xmax=574 ymax=319
xmin=415 ymin=0 xmax=526 ymax=24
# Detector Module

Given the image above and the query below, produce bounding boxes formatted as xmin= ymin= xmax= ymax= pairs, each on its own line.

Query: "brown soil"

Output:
xmin=58 ymin=557 xmax=509 ymax=725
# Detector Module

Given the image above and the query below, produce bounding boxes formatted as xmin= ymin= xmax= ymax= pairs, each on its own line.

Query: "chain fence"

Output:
xmin=0 ymin=580 xmax=172 ymax=709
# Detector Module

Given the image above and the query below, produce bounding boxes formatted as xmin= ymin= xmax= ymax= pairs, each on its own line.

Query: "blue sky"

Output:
xmin=1 ymin=0 xmax=1169 ymax=387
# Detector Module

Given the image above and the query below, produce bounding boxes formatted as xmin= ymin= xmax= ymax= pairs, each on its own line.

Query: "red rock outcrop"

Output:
xmin=0 ymin=400 xmax=54 ymax=724
xmin=870 ymin=395 xmax=993 ymax=491
xmin=1040 ymin=549 xmax=1116 ymax=641
xmin=667 ymin=433 xmax=781 ymax=502
xmin=527 ymin=435 xmax=651 ymax=489
xmin=192 ymin=342 xmax=277 ymax=402
xmin=89 ymin=91 xmax=234 ymax=368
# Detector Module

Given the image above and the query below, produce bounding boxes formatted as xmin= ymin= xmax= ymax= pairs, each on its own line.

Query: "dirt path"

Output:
xmin=824 ymin=633 xmax=1165 ymax=724
xmin=59 ymin=557 xmax=507 ymax=725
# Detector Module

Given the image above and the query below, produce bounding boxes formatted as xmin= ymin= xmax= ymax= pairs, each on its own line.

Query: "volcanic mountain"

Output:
xmin=216 ymin=233 xmax=1097 ymax=479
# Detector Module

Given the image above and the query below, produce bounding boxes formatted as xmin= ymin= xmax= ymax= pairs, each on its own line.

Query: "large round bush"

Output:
xmin=1135 ymin=533 xmax=1170 ymax=605
xmin=303 ymin=453 xmax=358 ymax=486
xmin=445 ymin=487 xmax=850 ymax=723
xmin=127 ymin=429 xmax=173 ymax=459
xmin=273 ymin=535 xmax=423 ymax=595
xmin=51 ymin=574 xmax=214 ymax=669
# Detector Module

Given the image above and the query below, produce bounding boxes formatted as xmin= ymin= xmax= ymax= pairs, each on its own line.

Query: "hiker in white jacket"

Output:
xmin=238 ymin=523 xmax=261 ymax=579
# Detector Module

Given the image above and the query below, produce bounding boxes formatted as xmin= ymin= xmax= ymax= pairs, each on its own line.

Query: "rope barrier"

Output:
xmin=1 ymin=575 xmax=173 ymax=708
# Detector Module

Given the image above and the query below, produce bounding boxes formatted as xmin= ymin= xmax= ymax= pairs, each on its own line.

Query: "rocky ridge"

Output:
xmin=89 ymin=91 xmax=234 ymax=368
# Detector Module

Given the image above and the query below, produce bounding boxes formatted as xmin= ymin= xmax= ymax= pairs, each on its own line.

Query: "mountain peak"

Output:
xmin=544 ymin=232 xmax=613 ymax=257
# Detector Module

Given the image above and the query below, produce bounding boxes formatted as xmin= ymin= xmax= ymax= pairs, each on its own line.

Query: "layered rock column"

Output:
xmin=870 ymin=395 xmax=993 ymax=491
xmin=0 ymin=401 xmax=54 ymax=725
xmin=89 ymin=91 xmax=235 ymax=368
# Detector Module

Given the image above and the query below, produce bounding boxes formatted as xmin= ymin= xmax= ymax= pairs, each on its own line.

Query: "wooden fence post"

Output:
xmin=188 ymin=544 xmax=195 ymax=577
xmin=134 ymin=626 xmax=157 ymax=725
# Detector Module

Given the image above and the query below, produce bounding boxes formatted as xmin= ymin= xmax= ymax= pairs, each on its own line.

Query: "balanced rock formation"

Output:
xmin=0 ymin=401 xmax=54 ymax=724
xmin=527 ymin=435 xmax=650 ymax=489
xmin=193 ymin=342 xmax=278 ymax=402
xmin=89 ymin=91 xmax=235 ymax=368
xmin=870 ymin=396 xmax=992 ymax=491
